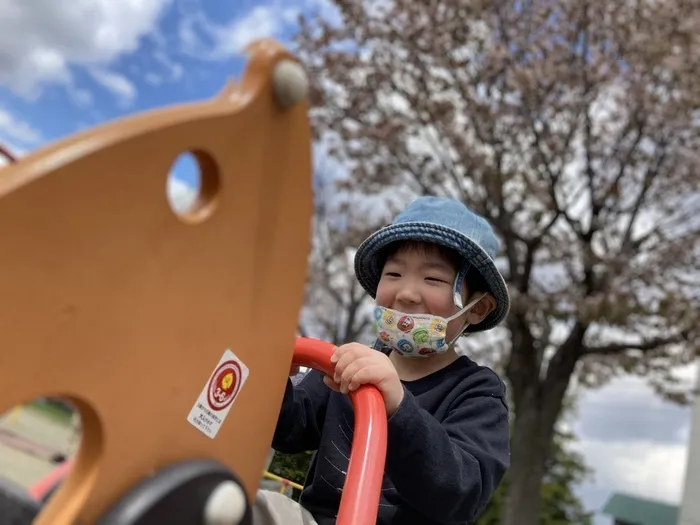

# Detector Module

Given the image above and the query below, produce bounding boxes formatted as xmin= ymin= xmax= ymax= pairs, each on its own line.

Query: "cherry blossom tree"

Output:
xmin=292 ymin=0 xmax=700 ymax=522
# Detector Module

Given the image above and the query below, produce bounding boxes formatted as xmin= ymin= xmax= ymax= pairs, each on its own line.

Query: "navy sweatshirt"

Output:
xmin=271 ymin=350 xmax=511 ymax=524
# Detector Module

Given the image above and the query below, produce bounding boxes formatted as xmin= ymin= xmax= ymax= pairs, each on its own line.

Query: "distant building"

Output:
xmin=601 ymin=493 xmax=678 ymax=525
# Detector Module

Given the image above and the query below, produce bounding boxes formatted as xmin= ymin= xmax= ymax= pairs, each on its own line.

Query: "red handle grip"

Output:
xmin=293 ymin=337 xmax=388 ymax=525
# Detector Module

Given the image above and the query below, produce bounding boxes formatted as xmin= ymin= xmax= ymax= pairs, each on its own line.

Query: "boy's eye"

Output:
xmin=425 ymin=277 xmax=448 ymax=283
xmin=385 ymin=272 xmax=401 ymax=277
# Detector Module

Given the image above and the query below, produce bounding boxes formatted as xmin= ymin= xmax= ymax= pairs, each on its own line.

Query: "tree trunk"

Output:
xmin=501 ymin=387 xmax=550 ymax=525
xmin=501 ymin=323 xmax=586 ymax=525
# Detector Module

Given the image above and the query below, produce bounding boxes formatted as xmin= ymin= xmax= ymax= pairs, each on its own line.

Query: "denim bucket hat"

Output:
xmin=354 ymin=196 xmax=510 ymax=333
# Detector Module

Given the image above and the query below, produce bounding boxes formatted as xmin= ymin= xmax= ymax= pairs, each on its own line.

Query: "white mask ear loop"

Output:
xmin=446 ymin=293 xmax=485 ymax=322
xmin=447 ymin=324 xmax=470 ymax=346
xmin=445 ymin=293 xmax=486 ymax=345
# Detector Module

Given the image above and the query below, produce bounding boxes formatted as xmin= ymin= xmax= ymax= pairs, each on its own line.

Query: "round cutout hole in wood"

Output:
xmin=167 ymin=150 xmax=220 ymax=223
xmin=0 ymin=397 xmax=81 ymax=505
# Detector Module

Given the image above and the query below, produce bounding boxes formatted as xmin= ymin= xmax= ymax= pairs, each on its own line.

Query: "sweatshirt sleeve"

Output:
xmin=271 ymin=369 xmax=331 ymax=454
xmin=384 ymin=371 xmax=510 ymax=523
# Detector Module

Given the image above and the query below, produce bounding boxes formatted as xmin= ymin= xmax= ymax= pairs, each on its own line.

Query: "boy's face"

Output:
xmin=376 ymin=244 xmax=470 ymax=343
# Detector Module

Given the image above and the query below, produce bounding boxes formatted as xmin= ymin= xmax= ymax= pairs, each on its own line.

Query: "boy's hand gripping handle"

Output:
xmin=292 ymin=337 xmax=388 ymax=525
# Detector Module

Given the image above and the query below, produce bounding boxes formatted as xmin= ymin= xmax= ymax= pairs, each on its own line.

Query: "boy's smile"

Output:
xmin=376 ymin=243 xmax=470 ymax=343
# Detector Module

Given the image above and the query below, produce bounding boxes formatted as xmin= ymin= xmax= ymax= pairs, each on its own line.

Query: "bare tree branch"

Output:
xmin=582 ymin=332 xmax=690 ymax=356
xmin=294 ymin=1 xmax=700 ymax=523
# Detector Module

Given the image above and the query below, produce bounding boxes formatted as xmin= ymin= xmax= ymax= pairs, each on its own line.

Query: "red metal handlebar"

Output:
xmin=293 ymin=337 xmax=388 ymax=525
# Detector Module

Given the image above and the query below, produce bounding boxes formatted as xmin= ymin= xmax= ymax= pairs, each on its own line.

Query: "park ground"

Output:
xmin=0 ymin=402 xmax=78 ymax=490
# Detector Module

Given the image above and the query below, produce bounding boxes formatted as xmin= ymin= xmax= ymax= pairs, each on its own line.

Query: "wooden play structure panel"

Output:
xmin=0 ymin=39 xmax=313 ymax=524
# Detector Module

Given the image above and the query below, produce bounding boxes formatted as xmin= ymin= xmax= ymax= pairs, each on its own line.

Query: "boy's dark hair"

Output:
xmin=377 ymin=240 xmax=491 ymax=296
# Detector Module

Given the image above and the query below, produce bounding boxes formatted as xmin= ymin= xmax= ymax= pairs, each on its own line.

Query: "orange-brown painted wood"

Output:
xmin=0 ymin=39 xmax=312 ymax=524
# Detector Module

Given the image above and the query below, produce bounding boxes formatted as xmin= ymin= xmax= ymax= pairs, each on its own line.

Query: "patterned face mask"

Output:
xmin=372 ymin=294 xmax=484 ymax=358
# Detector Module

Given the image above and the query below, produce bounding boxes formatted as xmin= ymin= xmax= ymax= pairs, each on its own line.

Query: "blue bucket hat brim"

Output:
xmin=354 ymin=221 xmax=510 ymax=333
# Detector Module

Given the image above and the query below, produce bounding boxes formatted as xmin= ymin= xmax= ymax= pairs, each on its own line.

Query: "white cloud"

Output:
xmin=179 ymin=6 xmax=288 ymax=59
xmin=178 ymin=0 xmax=340 ymax=59
xmin=166 ymin=176 xmax=198 ymax=214
xmin=153 ymin=50 xmax=184 ymax=82
xmin=145 ymin=73 xmax=164 ymax=86
xmin=89 ymin=69 xmax=137 ymax=105
xmin=571 ymin=366 xmax=698 ymax=521
xmin=0 ymin=109 xmax=41 ymax=145
xmin=0 ymin=0 xmax=171 ymax=98
xmin=578 ymin=438 xmax=687 ymax=504
xmin=215 ymin=6 xmax=290 ymax=56
xmin=69 ymin=89 xmax=94 ymax=108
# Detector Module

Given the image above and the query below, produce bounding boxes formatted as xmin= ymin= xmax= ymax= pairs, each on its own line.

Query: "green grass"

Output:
xmin=24 ymin=400 xmax=74 ymax=426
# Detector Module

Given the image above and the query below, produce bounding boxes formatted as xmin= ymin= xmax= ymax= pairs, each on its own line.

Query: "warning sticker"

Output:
xmin=187 ymin=349 xmax=249 ymax=439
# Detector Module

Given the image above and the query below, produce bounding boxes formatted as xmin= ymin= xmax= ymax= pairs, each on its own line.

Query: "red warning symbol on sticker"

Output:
xmin=207 ymin=360 xmax=243 ymax=411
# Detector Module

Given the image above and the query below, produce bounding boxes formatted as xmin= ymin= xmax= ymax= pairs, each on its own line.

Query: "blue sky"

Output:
xmin=0 ymin=0 xmax=336 ymax=188
xmin=0 ymin=2 xmax=697 ymax=523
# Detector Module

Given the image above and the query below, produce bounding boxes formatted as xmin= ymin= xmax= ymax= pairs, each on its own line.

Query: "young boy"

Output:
xmin=255 ymin=196 xmax=511 ymax=525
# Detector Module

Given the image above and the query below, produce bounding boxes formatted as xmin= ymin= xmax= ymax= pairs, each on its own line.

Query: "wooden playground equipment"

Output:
xmin=0 ymin=40 xmax=387 ymax=525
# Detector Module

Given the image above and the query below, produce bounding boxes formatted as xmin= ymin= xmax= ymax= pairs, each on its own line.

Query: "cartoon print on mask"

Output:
xmin=397 ymin=339 xmax=414 ymax=354
xmin=373 ymin=293 xmax=486 ymax=358
xmin=382 ymin=310 xmax=397 ymax=328
xmin=429 ymin=318 xmax=447 ymax=337
xmin=397 ymin=316 xmax=414 ymax=333
xmin=412 ymin=328 xmax=429 ymax=345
